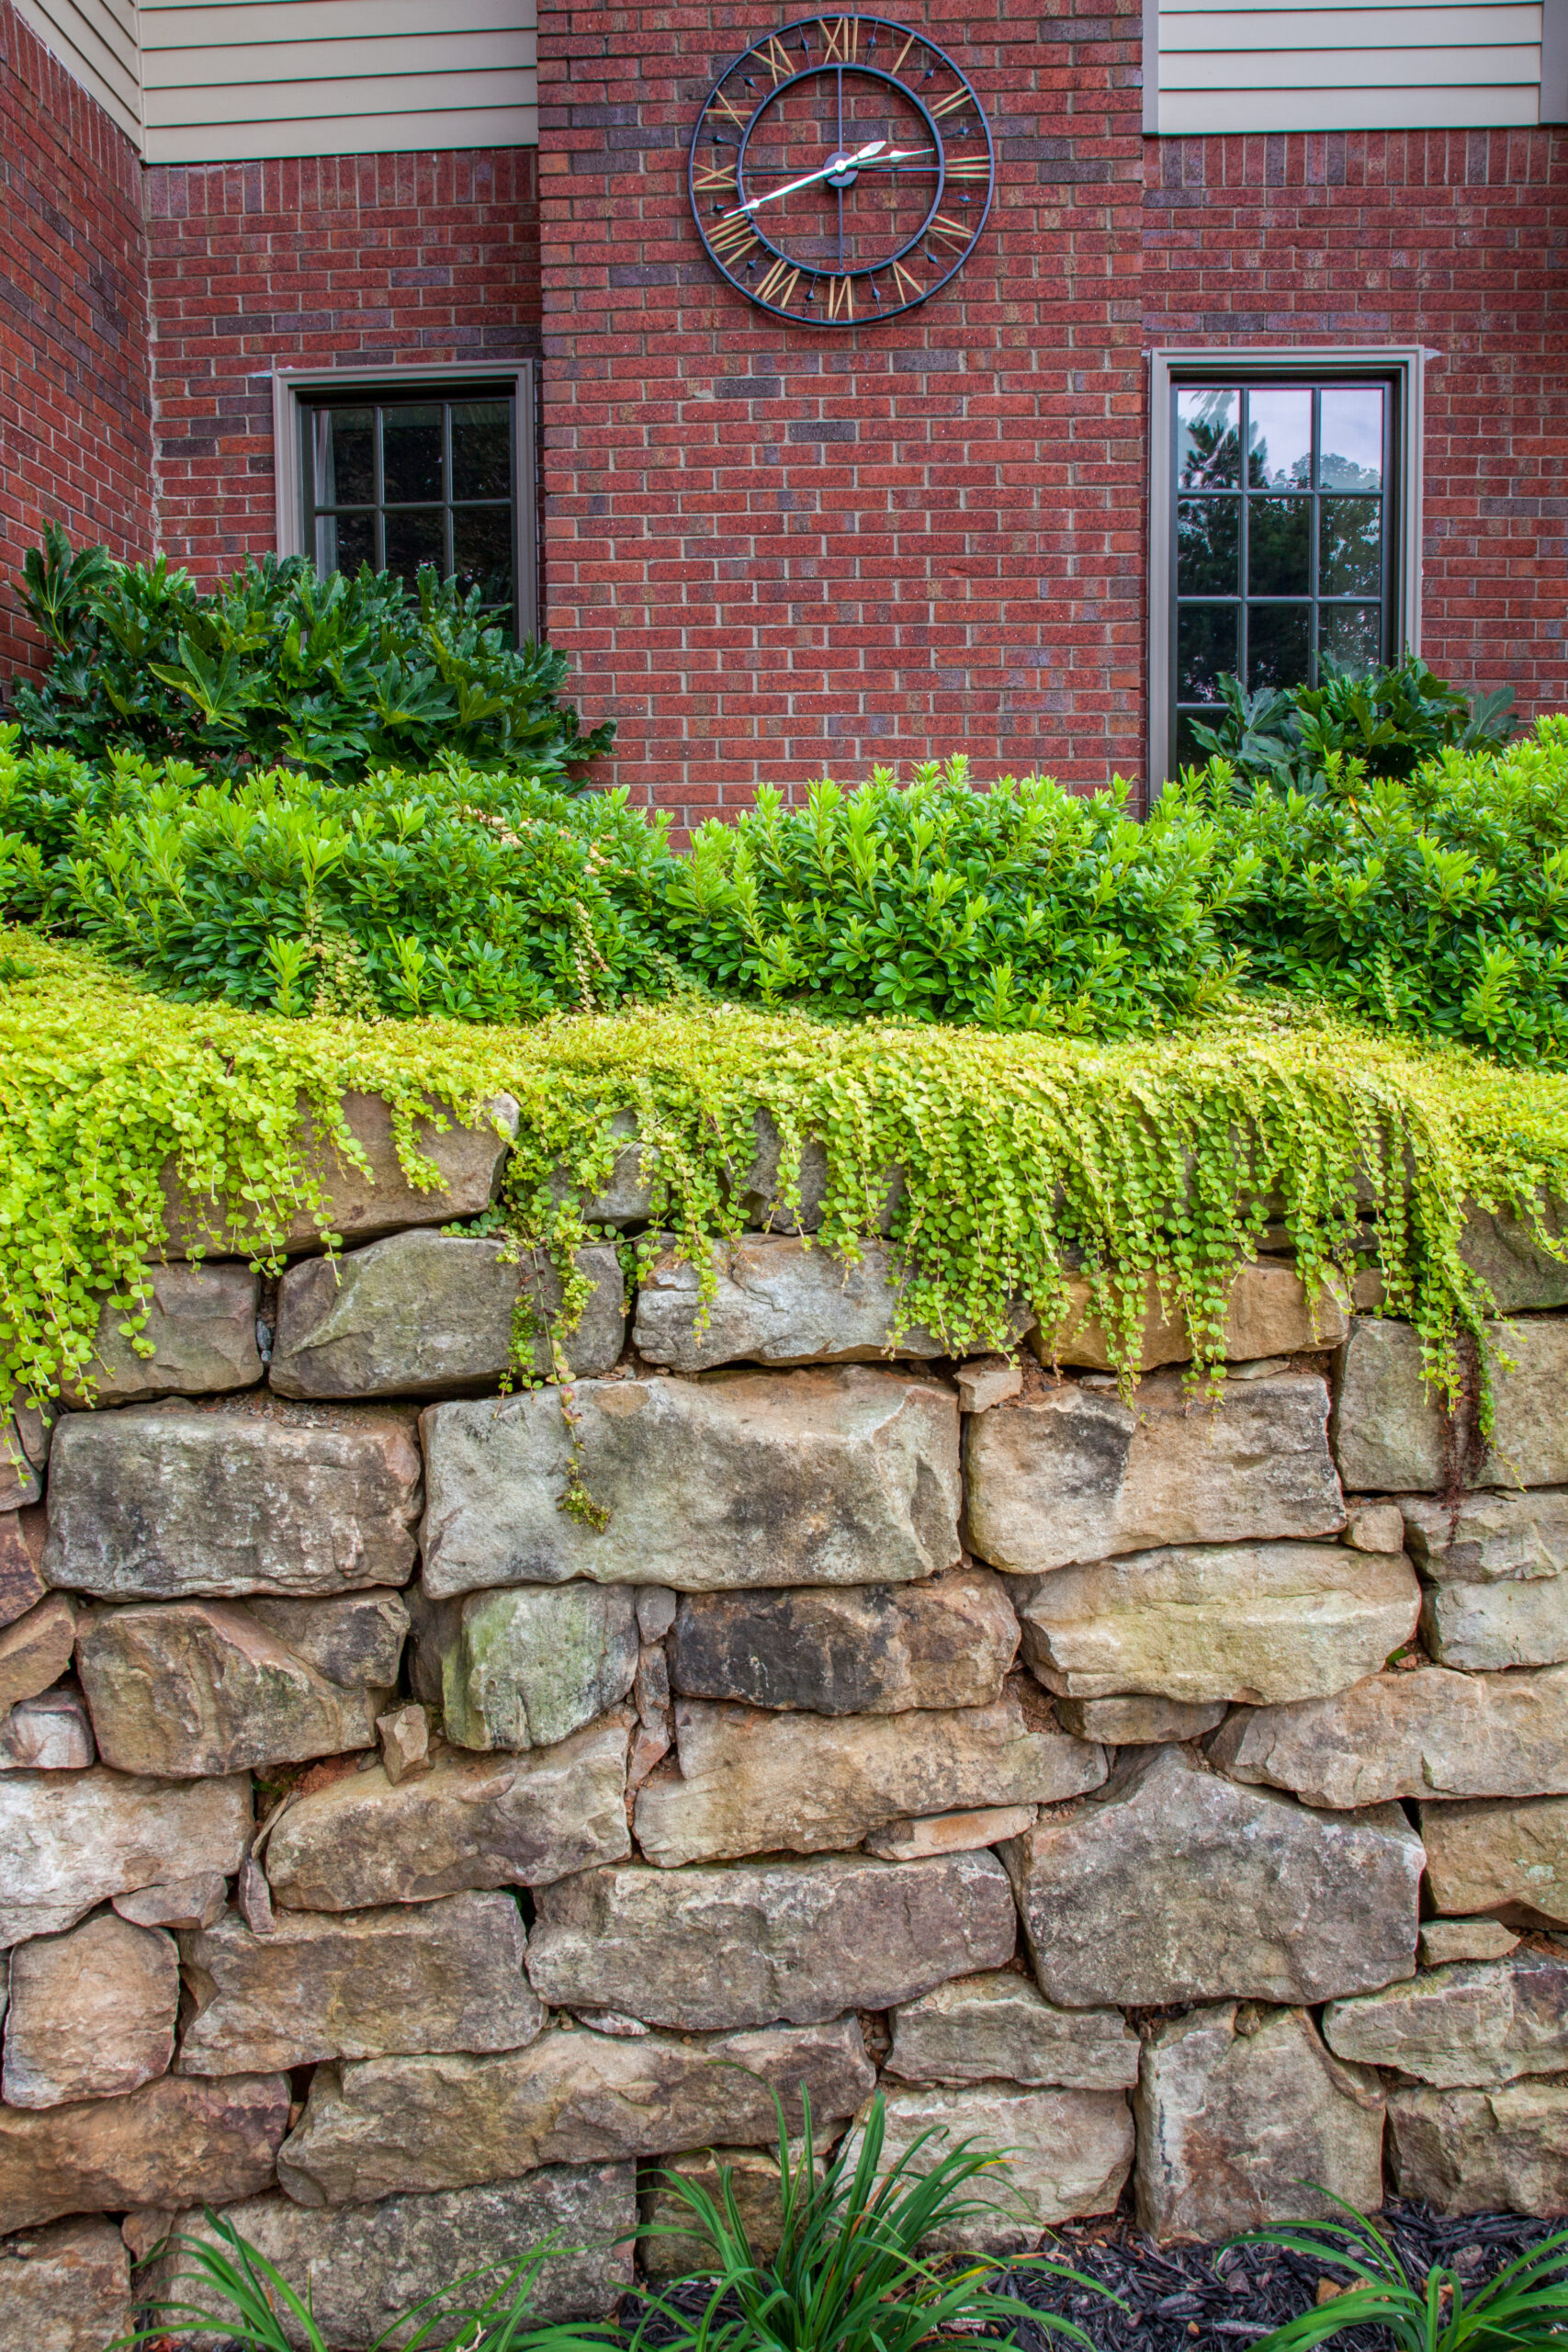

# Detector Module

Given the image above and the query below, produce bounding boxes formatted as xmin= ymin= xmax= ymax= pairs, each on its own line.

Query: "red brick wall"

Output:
xmin=0 ymin=0 xmax=151 ymax=684
xmin=143 ymin=149 xmax=543 ymax=573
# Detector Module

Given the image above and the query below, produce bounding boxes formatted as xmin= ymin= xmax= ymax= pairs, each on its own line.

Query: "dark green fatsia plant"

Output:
xmin=1189 ymin=651 xmax=1516 ymax=796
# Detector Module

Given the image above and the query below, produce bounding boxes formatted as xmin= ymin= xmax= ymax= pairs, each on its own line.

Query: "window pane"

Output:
xmin=1247 ymin=389 xmax=1312 ymax=490
xmin=1320 ymin=604 xmax=1382 ymax=672
xmin=313 ymin=407 xmax=375 ymax=507
xmin=1178 ymin=605 xmax=1237 ymax=701
xmin=1248 ymin=497 xmax=1311 ymax=597
xmin=1320 ymin=497 xmax=1382 ymax=596
xmin=1177 ymin=498 xmax=1239 ymax=595
xmin=383 ymin=405 xmax=444 ymax=503
xmin=384 ymin=508 xmax=446 ymax=585
xmin=316 ymin=509 xmax=376 ymax=574
xmin=452 ymin=401 xmax=512 ymax=500
xmin=1178 ymin=390 xmax=1241 ymax=490
xmin=1175 ymin=709 xmax=1220 ymax=769
xmin=453 ymin=504 xmax=514 ymax=612
xmin=1248 ymin=603 xmax=1311 ymax=691
xmin=1320 ymin=387 xmax=1383 ymax=489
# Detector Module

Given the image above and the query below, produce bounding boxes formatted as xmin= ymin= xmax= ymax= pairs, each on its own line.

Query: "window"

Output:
xmin=272 ymin=364 xmax=538 ymax=642
xmin=1147 ymin=348 xmax=1424 ymax=794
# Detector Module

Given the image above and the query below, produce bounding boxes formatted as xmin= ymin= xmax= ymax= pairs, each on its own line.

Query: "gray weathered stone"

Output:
xmin=1419 ymin=1918 xmax=1519 ymax=1967
xmin=1053 ymin=1694 xmax=1227 ymax=1746
xmin=526 ymin=1852 xmax=1017 ymax=2030
xmin=0 ymin=1505 xmax=47 ymax=1628
xmin=955 ymin=1357 xmax=1023 ymax=1413
xmin=378 ymin=1703 xmax=431 ymax=1783
xmin=885 ymin=1970 xmax=1138 ymax=2090
xmin=266 ymin=1715 xmax=631 ymax=1911
xmin=272 ymin=1232 xmax=626 ymax=1399
xmin=244 ymin=1591 xmax=410 ymax=1687
xmin=1334 ymin=1316 xmax=1568 ymax=1493
xmin=0 ymin=2215 xmax=131 ymax=2352
xmin=667 ymin=1568 xmax=1019 ymax=1715
xmin=0 ymin=1768 xmax=251 ymax=1947
xmin=1419 ymin=1793 xmax=1568 ymax=1925
xmin=1134 ymin=2004 xmax=1385 ymax=2242
xmin=0 ymin=2072 xmax=288 ymax=2234
xmin=3 ymin=1912 xmax=177 ymax=2107
xmin=176 ymin=1893 xmax=543 ymax=2073
xmin=1401 ymin=1490 xmax=1568 ymax=1669
xmin=114 ymin=1874 xmax=227 ymax=1932
xmin=435 ymin=1584 xmax=638 ymax=1751
xmin=1001 ymin=1742 xmax=1421 ymax=2007
xmin=276 ymin=2018 xmax=875 ymax=2206
xmin=1014 ymin=1543 xmax=1418 ymax=1706
xmin=1461 ymin=1199 xmax=1568 ymax=1314
xmin=1037 ymin=1262 xmax=1348 ymax=1374
xmin=1420 ymin=1579 xmax=1568 ymax=1672
xmin=43 ymin=1398 xmax=422 ymax=1600
xmin=1324 ymin=1952 xmax=1568 ymax=2087
xmin=1210 ymin=1665 xmax=1568 ymax=1808
xmin=1346 ymin=1500 xmax=1407 ymax=1553
xmin=0 ymin=1596 xmax=76 ymax=1714
xmin=635 ymin=1687 xmax=1106 ymax=1869
xmin=64 ymin=1263 xmax=262 ymax=1407
xmin=162 ymin=1090 xmax=519 ymax=1257
xmin=131 ymin=2167 xmax=634 ymax=2346
xmin=633 ymin=1236 xmax=1004 ymax=1370
xmin=964 ymin=1372 xmax=1344 ymax=1576
xmin=1388 ymin=2081 xmax=1568 ymax=2216
xmin=420 ymin=1369 xmax=961 ymax=1597
xmin=0 ymin=1688 xmax=95 ymax=1771
xmin=547 ymin=1106 xmax=659 ymax=1227
xmin=863 ymin=1805 xmax=1037 ymax=1859
xmin=76 ymin=1600 xmax=383 ymax=1778
xmin=840 ymin=2084 xmax=1133 ymax=2250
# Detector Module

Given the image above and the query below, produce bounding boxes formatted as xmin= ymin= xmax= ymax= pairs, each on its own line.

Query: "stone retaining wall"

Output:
xmin=5 ymin=1113 xmax=1568 ymax=2345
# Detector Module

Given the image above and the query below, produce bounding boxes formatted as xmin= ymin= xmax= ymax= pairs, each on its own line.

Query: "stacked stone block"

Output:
xmin=5 ymin=1111 xmax=1568 ymax=2345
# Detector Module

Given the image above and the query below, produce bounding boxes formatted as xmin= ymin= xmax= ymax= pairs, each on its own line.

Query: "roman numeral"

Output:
xmin=891 ymin=258 xmax=922 ymax=300
xmin=707 ymin=88 xmax=748 ymax=127
xmin=929 ymin=87 xmax=970 ymax=117
xmin=694 ymin=161 xmax=738 ymax=194
xmin=760 ymin=34 xmax=794 ymax=81
xmin=709 ymin=214 xmax=761 ymax=262
xmin=945 ymin=155 xmax=989 ymax=177
xmin=756 ymin=257 xmax=802 ymax=307
xmin=826 ymin=272 xmax=855 ymax=319
xmin=929 ymin=211 xmax=971 ymax=247
xmin=820 ymin=15 xmax=858 ymax=62
xmin=891 ymin=30 xmax=919 ymax=70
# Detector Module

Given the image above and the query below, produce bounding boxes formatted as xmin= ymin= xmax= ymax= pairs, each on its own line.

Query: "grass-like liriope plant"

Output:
xmin=636 ymin=2089 xmax=1110 ymax=2352
xmin=1240 ymin=2194 xmax=1568 ymax=2352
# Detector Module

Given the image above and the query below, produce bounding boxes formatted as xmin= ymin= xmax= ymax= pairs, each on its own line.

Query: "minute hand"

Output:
xmin=721 ymin=140 xmax=932 ymax=220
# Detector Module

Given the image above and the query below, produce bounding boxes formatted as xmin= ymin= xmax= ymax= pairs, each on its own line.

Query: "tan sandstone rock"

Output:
xmin=0 ymin=1596 xmax=77 ymax=1714
xmin=276 ymin=2018 xmax=875 ymax=2206
xmin=1388 ymin=2081 xmax=1568 ymax=2215
xmin=43 ymin=1397 xmax=422 ymax=1600
xmin=0 ymin=2216 xmax=131 ymax=2352
xmin=0 ymin=1505 xmax=47 ymax=1628
xmin=1134 ymin=2004 xmax=1384 ymax=2241
xmin=1419 ymin=1918 xmax=1520 ymax=1967
xmin=272 ymin=1232 xmax=626 ymax=1399
xmin=634 ymin=1688 xmax=1106 ymax=1869
xmin=265 ymin=1714 xmax=631 ymax=1911
xmin=435 ymin=1584 xmax=639 ymax=1751
xmin=885 ymin=1970 xmax=1139 ymax=2090
xmin=1334 ymin=1316 xmax=1568 ymax=1493
xmin=666 ymin=1567 xmax=1019 ymax=1715
xmin=964 ymin=1371 xmax=1344 ymax=1576
xmin=840 ymin=2083 xmax=1134 ymax=2250
xmin=525 ymin=1852 xmax=1017 ymax=2030
xmin=419 ymin=1368 xmax=961 ymax=1597
xmin=0 ymin=2072 xmax=288 ymax=2234
xmin=243 ymin=1591 xmax=409 ymax=1687
xmin=0 ymin=1768 xmax=251 ymax=1946
xmin=955 ymin=1357 xmax=1024 ymax=1412
xmin=1324 ymin=1952 xmax=1568 ymax=2087
xmin=1402 ymin=1490 xmax=1568 ymax=1671
xmin=114 ymin=1874 xmax=227 ymax=1932
xmin=1210 ymin=1665 xmax=1568 ymax=1808
xmin=1038 ymin=1261 xmax=1348 ymax=1374
xmin=64 ymin=1262 xmax=262 ymax=1407
xmin=1053 ymin=1694 xmax=1227 ymax=1745
xmin=1419 ymin=1793 xmax=1568 ymax=1925
xmin=0 ymin=1688 xmax=95 ymax=1771
xmin=863 ymin=1805 xmax=1037 ymax=1858
xmin=3 ymin=1912 xmax=178 ymax=2107
xmin=1001 ymin=1742 xmax=1421 ymax=2007
xmin=1014 ymin=1542 xmax=1418 ymax=1706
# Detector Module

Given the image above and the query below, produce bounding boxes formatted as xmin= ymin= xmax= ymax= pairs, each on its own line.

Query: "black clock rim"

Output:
xmin=688 ymin=15 xmax=994 ymax=328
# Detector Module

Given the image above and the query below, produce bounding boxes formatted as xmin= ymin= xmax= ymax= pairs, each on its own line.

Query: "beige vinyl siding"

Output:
xmin=1153 ymin=0 xmax=1544 ymax=132
xmin=137 ymin=0 xmax=536 ymax=163
xmin=11 ymin=0 xmax=141 ymax=140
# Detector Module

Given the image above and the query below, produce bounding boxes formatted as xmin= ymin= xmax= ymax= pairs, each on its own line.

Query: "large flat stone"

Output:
xmin=3 ymin=1913 xmax=177 ymax=2107
xmin=0 ymin=1596 xmax=76 ymax=1713
xmin=0 ymin=2072 xmax=288 ymax=2235
xmin=176 ymin=1893 xmax=544 ymax=2073
xmin=964 ymin=1372 xmax=1344 ymax=1576
xmin=0 ymin=2216 xmax=131 ymax=2352
xmin=436 ymin=1585 xmax=639 ymax=1751
xmin=633 ymin=1236 xmax=964 ymax=1370
xmin=43 ymin=1399 xmax=422 ymax=1600
xmin=1461 ymin=1199 xmax=1568 ymax=1314
xmin=276 ymin=2018 xmax=875 ymax=2206
xmin=634 ymin=1688 xmax=1107 ymax=1869
xmin=1388 ymin=2082 xmax=1568 ymax=2216
xmin=1210 ymin=1664 xmax=1568 ymax=1808
xmin=265 ymin=1715 xmax=631 ymax=1911
xmin=1420 ymin=1793 xmax=1568 ymax=1925
xmin=525 ymin=1852 xmax=1017 ymax=2030
xmin=1038 ymin=1261 xmax=1348 ymax=1374
xmin=885 ymin=1970 xmax=1139 ymax=2090
xmin=420 ymin=1368 xmax=961 ymax=1597
xmin=1001 ymin=1742 xmax=1421 ymax=2007
xmin=1134 ymin=2004 xmax=1384 ymax=2242
xmin=1403 ymin=1490 xmax=1568 ymax=1670
xmin=162 ymin=1090 xmax=519 ymax=1256
xmin=0 ymin=1768 xmax=251 ymax=1947
xmin=840 ymin=2084 xmax=1133 ymax=2251
xmin=76 ymin=1600 xmax=383 ymax=1778
xmin=64 ymin=1263 xmax=262 ymax=1407
xmin=272 ymin=1233 xmax=626 ymax=1399
xmin=667 ymin=1568 xmax=1019 ymax=1715
xmin=1324 ymin=1952 xmax=1568 ymax=2087
xmin=132 ymin=2167 xmax=634 ymax=2345
xmin=1014 ymin=1543 xmax=1418 ymax=1706
xmin=1334 ymin=1317 xmax=1568 ymax=1493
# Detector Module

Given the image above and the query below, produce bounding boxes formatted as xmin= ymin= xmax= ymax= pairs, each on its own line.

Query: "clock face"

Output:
xmin=690 ymin=17 xmax=994 ymax=326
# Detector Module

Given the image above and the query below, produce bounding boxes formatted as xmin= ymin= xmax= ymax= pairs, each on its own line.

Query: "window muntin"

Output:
xmin=1169 ymin=377 xmax=1393 ymax=770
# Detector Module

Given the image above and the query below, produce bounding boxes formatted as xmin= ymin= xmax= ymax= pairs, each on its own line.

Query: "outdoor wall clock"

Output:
xmin=689 ymin=17 xmax=995 ymax=326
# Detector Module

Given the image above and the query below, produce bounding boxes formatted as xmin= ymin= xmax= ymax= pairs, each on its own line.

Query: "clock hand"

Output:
xmin=720 ymin=138 xmax=889 ymax=218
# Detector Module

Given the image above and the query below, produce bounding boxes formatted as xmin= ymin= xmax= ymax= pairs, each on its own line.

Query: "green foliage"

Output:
xmin=636 ymin=2090 xmax=1102 ymax=2352
xmin=11 ymin=523 xmax=613 ymax=786
xmin=1188 ymin=651 xmax=1517 ymax=795
xmin=0 ymin=735 xmax=678 ymax=1020
xmin=1238 ymin=2195 xmax=1568 ymax=2352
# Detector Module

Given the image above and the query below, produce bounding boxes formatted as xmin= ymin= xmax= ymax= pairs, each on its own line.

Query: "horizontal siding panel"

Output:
xmin=1163 ymin=41 xmax=1541 ymax=86
xmin=139 ymin=0 xmax=530 ymax=46
xmin=1162 ymin=6 xmax=1541 ymax=46
xmin=1158 ymin=80 xmax=1540 ymax=129
xmin=142 ymin=29 xmax=535 ymax=90
xmin=141 ymin=99 xmax=537 ymax=158
xmin=12 ymin=0 xmax=141 ymax=131
xmin=142 ymin=64 xmax=536 ymax=125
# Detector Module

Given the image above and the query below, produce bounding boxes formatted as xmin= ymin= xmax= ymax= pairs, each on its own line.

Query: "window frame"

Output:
xmin=272 ymin=361 xmax=539 ymax=644
xmin=1146 ymin=345 xmax=1425 ymax=799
